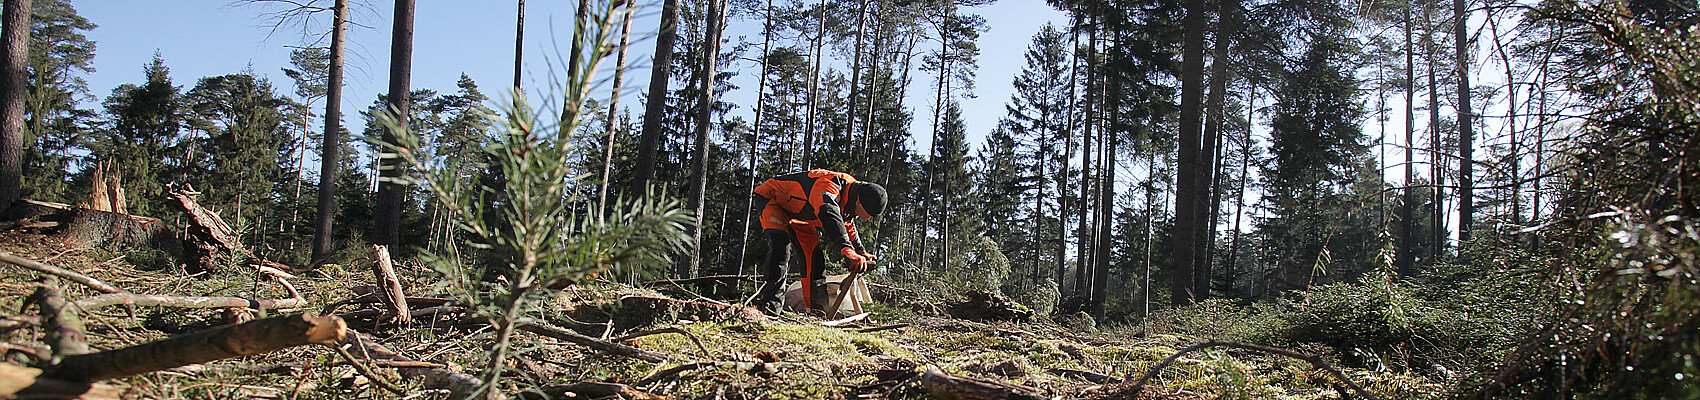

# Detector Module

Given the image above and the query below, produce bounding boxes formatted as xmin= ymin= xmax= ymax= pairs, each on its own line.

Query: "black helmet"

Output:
xmin=852 ymin=182 xmax=887 ymax=216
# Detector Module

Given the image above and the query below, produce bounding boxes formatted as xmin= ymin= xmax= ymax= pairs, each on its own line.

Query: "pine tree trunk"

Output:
xmin=800 ymin=7 xmax=825 ymax=170
xmin=1170 ymin=0 xmax=1209 ymax=306
xmin=1399 ymin=1 xmax=1417 ymax=276
xmin=600 ymin=5 xmax=634 ymax=212
xmin=373 ymin=0 xmax=414 ymax=246
xmin=513 ymin=0 xmax=524 ymax=91
xmin=630 ymin=0 xmax=681 ymax=194
xmin=0 ymin=0 xmax=32 ymax=213
xmin=1455 ymin=0 xmax=1473 ymax=243
xmin=683 ymin=0 xmax=726 ymax=279
xmin=1195 ymin=0 xmax=1236 ymax=300
xmin=312 ymin=0 xmax=348 ymax=262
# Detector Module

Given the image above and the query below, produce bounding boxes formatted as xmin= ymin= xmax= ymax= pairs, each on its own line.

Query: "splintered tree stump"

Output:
xmin=2 ymin=199 xmax=179 ymax=254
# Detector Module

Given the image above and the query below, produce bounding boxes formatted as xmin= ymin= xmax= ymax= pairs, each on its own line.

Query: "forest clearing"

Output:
xmin=0 ymin=0 xmax=1696 ymax=398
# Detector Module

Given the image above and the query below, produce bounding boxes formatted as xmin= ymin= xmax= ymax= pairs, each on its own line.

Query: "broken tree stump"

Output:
xmin=167 ymin=186 xmax=299 ymax=275
xmin=369 ymin=245 xmax=411 ymax=326
xmin=2 ymin=199 xmax=178 ymax=254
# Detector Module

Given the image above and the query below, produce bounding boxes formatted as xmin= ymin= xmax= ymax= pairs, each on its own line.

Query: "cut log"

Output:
xmin=615 ymin=295 xmax=765 ymax=329
xmin=368 ymin=245 xmax=410 ymax=326
xmin=339 ymin=331 xmax=486 ymax=399
xmin=919 ymin=365 xmax=1047 ymax=400
xmin=40 ymin=313 xmax=345 ymax=383
xmin=0 ymin=363 xmax=123 ymax=400
xmin=73 ymin=292 xmax=308 ymax=311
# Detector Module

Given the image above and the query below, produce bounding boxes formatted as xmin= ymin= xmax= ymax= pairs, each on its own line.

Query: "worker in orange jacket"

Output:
xmin=750 ymin=169 xmax=886 ymax=314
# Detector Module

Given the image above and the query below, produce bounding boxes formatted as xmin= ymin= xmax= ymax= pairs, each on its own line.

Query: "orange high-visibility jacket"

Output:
xmin=753 ymin=169 xmax=863 ymax=253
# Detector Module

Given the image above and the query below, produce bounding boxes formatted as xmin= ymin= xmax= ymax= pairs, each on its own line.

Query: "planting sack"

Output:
xmin=783 ymin=274 xmax=870 ymax=316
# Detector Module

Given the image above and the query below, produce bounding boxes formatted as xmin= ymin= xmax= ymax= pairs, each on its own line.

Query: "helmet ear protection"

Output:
xmin=851 ymin=182 xmax=887 ymax=216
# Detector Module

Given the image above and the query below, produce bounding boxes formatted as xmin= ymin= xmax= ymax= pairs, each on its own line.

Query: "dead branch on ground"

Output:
xmin=38 ymin=314 xmax=344 ymax=383
xmin=74 ymin=292 xmax=308 ymax=311
xmin=516 ymin=321 xmax=670 ymax=363
xmin=1116 ymin=340 xmax=1381 ymax=400
xmin=32 ymin=281 xmax=90 ymax=356
xmin=1 ymin=250 xmax=124 ymax=293
xmin=339 ymin=331 xmax=487 ymax=398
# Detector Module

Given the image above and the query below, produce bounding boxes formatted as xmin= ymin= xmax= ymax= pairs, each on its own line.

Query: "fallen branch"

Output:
xmin=40 ymin=313 xmax=345 ymax=383
xmin=856 ymin=323 xmax=909 ymax=333
xmin=517 ymin=321 xmax=669 ymax=363
xmin=1117 ymin=340 xmax=1380 ymax=400
xmin=33 ymin=281 xmax=90 ymax=357
xmin=920 ymin=365 xmax=1047 ymax=400
xmin=611 ymin=326 xmax=710 ymax=359
xmin=531 ymin=382 xmax=665 ymax=400
xmin=329 ymin=339 xmax=407 ymax=395
xmin=339 ymin=331 xmax=487 ymax=399
xmin=639 ymin=274 xmax=761 ymax=287
xmin=323 ymin=293 xmax=451 ymax=314
xmin=1 ymin=251 xmax=124 ymax=294
xmin=368 ymin=245 xmax=410 ymax=326
xmin=74 ymin=292 xmax=307 ymax=311
xmin=634 ymin=361 xmax=715 ymax=386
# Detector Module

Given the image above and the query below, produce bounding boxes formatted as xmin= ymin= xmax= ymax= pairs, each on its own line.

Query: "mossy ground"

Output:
xmin=2 ymin=232 xmax=1448 ymax=399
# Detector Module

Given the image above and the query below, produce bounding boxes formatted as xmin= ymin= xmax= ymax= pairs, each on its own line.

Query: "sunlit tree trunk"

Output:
xmin=372 ymin=0 xmax=414 ymax=246
xmin=683 ymin=0 xmax=726 ymax=278
xmin=630 ymin=0 xmax=680 ymax=194
xmin=312 ymin=0 xmax=348 ymax=261
xmin=0 ymin=0 xmax=32 ymax=210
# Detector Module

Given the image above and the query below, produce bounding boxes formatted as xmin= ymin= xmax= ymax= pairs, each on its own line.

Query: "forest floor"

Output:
xmin=0 ymin=231 xmax=1448 ymax=400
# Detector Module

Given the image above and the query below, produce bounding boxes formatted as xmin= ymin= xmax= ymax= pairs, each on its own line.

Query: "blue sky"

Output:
xmin=75 ymin=0 xmax=1070 ymax=153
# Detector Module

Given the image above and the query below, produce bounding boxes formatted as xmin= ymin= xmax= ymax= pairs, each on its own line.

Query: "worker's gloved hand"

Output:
xmin=861 ymin=253 xmax=877 ymax=261
xmin=841 ymin=247 xmax=870 ymax=273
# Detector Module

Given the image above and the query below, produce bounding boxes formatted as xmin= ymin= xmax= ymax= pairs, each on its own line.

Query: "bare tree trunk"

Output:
xmin=738 ymin=0 xmax=775 ymax=280
xmin=1454 ymin=0 xmax=1473 ymax=244
xmin=1399 ymin=1 xmax=1416 ymax=276
xmin=599 ymin=4 xmax=634 ymax=212
xmin=373 ymin=0 xmax=414 ymax=246
xmin=630 ymin=0 xmax=681 ymax=194
xmin=683 ymin=0 xmax=727 ymax=278
xmin=513 ymin=0 xmax=524 ymax=91
xmin=0 ymin=0 xmax=29 ymax=211
xmin=800 ymin=5 xmax=825 ymax=170
xmin=1195 ymin=0 xmax=1236 ymax=300
xmin=312 ymin=0 xmax=349 ymax=262
xmin=1426 ymin=1 xmax=1444 ymax=257
xmin=1170 ymin=0 xmax=1209 ymax=305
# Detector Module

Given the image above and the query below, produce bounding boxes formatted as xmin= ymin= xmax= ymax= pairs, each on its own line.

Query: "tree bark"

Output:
xmin=1454 ymin=0 xmax=1474 ymax=243
xmin=373 ymin=0 xmax=414 ymax=246
xmin=600 ymin=3 xmax=634 ymax=212
xmin=34 ymin=281 xmax=90 ymax=357
xmin=1171 ymin=0 xmax=1209 ymax=306
xmin=682 ymin=0 xmax=727 ymax=279
xmin=312 ymin=0 xmax=349 ymax=261
xmin=1399 ymin=1 xmax=1417 ymax=276
xmin=0 ymin=0 xmax=30 ymax=212
xmin=630 ymin=0 xmax=681 ymax=194
xmin=41 ymin=314 xmax=345 ymax=383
